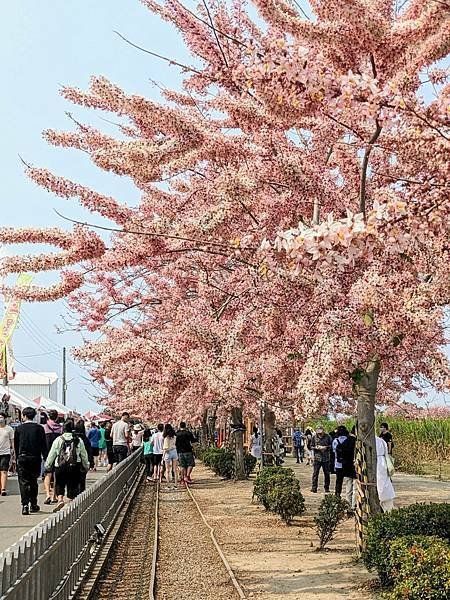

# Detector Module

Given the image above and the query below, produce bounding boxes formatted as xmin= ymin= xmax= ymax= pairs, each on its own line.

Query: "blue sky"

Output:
xmin=1 ymin=0 xmax=190 ymax=413
xmin=1 ymin=1 xmax=448 ymax=413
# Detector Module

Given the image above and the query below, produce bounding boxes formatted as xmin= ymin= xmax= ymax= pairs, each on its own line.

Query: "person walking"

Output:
xmin=292 ymin=427 xmax=304 ymax=463
xmin=0 ymin=412 xmax=14 ymax=496
xmin=376 ymin=435 xmax=395 ymax=512
xmin=143 ymin=429 xmax=154 ymax=481
xmin=74 ymin=420 xmax=93 ymax=494
xmin=151 ymin=424 xmax=164 ymax=482
xmin=98 ymin=422 xmax=107 ymax=466
xmin=104 ymin=421 xmax=115 ymax=472
xmin=42 ymin=409 xmax=63 ymax=505
xmin=131 ymin=423 xmax=144 ymax=452
xmin=249 ymin=425 xmax=262 ymax=463
xmin=87 ymin=423 xmax=101 ymax=470
xmin=163 ymin=424 xmax=178 ymax=489
xmin=176 ymin=422 xmax=196 ymax=484
xmin=45 ymin=420 xmax=89 ymax=512
xmin=304 ymin=428 xmax=313 ymax=465
xmin=111 ymin=412 xmax=130 ymax=464
xmin=310 ymin=426 xmax=332 ymax=493
xmin=379 ymin=422 xmax=394 ymax=454
xmin=340 ymin=425 xmax=357 ymax=508
xmin=14 ymin=407 xmax=47 ymax=515
xmin=332 ymin=425 xmax=349 ymax=496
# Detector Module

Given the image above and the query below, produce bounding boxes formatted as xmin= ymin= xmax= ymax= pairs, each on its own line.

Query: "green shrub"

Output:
xmin=253 ymin=466 xmax=294 ymax=509
xmin=387 ymin=536 xmax=450 ymax=600
xmin=314 ymin=494 xmax=350 ymax=549
xmin=253 ymin=467 xmax=304 ymax=523
xmin=364 ymin=503 xmax=450 ymax=586
xmin=266 ymin=474 xmax=305 ymax=524
xmin=244 ymin=453 xmax=257 ymax=476
xmin=200 ymin=446 xmax=257 ymax=479
xmin=206 ymin=447 xmax=234 ymax=479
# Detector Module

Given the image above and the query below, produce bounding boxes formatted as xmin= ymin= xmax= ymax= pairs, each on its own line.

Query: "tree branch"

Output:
xmin=359 ymin=121 xmax=382 ymax=216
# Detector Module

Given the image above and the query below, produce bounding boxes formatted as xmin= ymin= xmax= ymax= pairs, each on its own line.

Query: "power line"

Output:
xmin=13 ymin=357 xmax=52 ymax=377
xmin=15 ymin=351 xmax=59 ymax=358
xmin=18 ymin=318 xmax=54 ymax=354
xmin=21 ymin=311 xmax=60 ymax=352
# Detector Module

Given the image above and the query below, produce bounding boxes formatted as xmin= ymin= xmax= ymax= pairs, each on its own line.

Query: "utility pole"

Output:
xmin=62 ymin=347 xmax=67 ymax=406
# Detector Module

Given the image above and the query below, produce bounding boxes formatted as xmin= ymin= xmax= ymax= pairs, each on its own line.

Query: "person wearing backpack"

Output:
xmin=45 ymin=420 xmax=89 ymax=512
xmin=43 ymin=409 xmax=63 ymax=505
xmin=292 ymin=428 xmax=304 ymax=463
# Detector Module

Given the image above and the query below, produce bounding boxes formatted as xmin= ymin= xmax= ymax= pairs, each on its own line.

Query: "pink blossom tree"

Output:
xmin=1 ymin=1 xmax=449 ymax=494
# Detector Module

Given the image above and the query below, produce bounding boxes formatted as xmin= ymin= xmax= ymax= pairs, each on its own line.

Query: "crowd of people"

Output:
xmin=2 ymin=406 xmax=396 ymax=515
xmin=251 ymin=421 xmax=396 ymax=512
xmin=0 ymin=407 xmax=198 ymax=516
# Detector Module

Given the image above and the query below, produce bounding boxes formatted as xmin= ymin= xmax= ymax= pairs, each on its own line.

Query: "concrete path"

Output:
xmin=284 ymin=456 xmax=450 ymax=505
xmin=0 ymin=468 xmax=107 ymax=554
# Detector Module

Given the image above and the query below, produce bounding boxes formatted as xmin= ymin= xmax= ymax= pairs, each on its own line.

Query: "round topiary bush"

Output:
xmin=266 ymin=474 xmax=305 ymax=524
xmin=253 ymin=466 xmax=294 ymax=509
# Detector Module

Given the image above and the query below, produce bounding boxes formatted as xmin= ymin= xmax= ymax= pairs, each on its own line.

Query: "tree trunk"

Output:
xmin=263 ymin=409 xmax=276 ymax=466
xmin=231 ymin=406 xmax=246 ymax=480
xmin=207 ymin=405 xmax=217 ymax=444
xmin=355 ymin=358 xmax=382 ymax=515
xmin=199 ymin=410 xmax=208 ymax=446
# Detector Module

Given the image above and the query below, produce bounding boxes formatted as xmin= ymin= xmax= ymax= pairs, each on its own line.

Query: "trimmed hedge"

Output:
xmin=363 ymin=503 xmax=450 ymax=586
xmin=387 ymin=536 xmax=450 ymax=600
xmin=253 ymin=467 xmax=305 ymax=524
xmin=198 ymin=446 xmax=256 ymax=479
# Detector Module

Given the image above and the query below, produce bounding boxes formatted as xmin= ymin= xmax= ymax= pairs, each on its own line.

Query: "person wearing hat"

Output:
xmin=310 ymin=426 xmax=332 ymax=493
xmin=131 ymin=423 xmax=144 ymax=452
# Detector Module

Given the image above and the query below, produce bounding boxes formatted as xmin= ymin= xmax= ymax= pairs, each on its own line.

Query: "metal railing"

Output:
xmin=0 ymin=449 xmax=142 ymax=600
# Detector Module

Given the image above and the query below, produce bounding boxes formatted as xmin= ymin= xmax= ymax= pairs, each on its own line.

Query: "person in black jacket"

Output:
xmin=14 ymin=407 xmax=47 ymax=515
xmin=74 ymin=420 xmax=93 ymax=494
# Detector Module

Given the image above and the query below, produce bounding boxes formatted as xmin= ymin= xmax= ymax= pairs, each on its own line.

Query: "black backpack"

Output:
xmin=57 ymin=436 xmax=79 ymax=470
xmin=335 ymin=437 xmax=351 ymax=464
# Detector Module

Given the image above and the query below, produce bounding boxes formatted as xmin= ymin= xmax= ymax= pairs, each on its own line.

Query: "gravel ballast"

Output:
xmin=156 ymin=485 xmax=240 ymax=600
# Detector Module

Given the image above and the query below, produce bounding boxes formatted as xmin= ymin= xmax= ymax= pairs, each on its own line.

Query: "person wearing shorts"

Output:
xmin=0 ymin=412 xmax=14 ymax=496
xmin=162 ymin=424 xmax=178 ymax=489
xmin=176 ymin=422 xmax=196 ymax=484
xmin=151 ymin=424 xmax=164 ymax=481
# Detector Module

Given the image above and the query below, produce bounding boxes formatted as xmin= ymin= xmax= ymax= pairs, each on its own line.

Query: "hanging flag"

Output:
xmin=0 ymin=274 xmax=33 ymax=381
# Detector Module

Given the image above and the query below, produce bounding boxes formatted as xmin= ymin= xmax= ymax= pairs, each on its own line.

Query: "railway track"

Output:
xmin=77 ymin=474 xmax=246 ymax=600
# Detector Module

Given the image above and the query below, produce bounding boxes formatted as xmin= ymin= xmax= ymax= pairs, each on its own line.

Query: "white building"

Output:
xmin=9 ymin=372 xmax=59 ymax=403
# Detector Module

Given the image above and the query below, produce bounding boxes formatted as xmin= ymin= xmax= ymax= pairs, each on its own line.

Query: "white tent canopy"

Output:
xmin=0 ymin=385 xmax=37 ymax=410
xmin=34 ymin=396 xmax=71 ymax=416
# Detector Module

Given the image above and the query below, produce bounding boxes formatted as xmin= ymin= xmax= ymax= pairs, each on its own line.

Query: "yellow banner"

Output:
xmin=0 ymin=273 xmax=33 ymax=347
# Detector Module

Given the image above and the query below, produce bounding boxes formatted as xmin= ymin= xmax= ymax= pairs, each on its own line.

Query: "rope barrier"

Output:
xmin=149 ymin=481 xmax=160 ymax=600
xmin=354 ymin=438 xmax=370 ymax=557
xmin=186 ymin=484 xmax=247 ymax=600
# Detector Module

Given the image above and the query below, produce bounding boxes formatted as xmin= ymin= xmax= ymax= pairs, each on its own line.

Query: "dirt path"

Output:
xmin=155 ymin=484 xmax=240 ymax=600
xmin=190 ymin=457 xmax=450 ymax=600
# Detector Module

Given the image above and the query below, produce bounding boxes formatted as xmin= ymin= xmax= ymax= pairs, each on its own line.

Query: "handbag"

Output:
xmin=386 ymin=453 xmax=395 ymax=478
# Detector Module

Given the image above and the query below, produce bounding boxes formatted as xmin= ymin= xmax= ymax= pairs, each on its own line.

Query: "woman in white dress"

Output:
xmin=250 ymin=426 xmax=262 ymax=462
xmin=376 ymin=436 xmax=395 ymax=512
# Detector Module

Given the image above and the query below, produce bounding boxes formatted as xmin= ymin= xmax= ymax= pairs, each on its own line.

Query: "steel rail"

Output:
xmin=184 ymin=483 xmax=247 ymax=600
xmin=75 ymin=467 xmax=146 ymax=600
xmin=77 ymin=475 xmax=245 ymax=600
xmin=148 ymin=480 xmax=160 ymax=600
